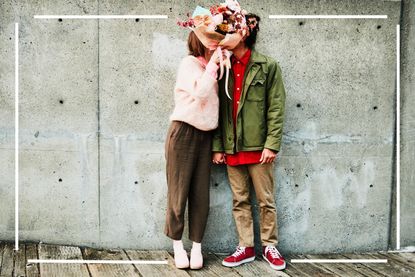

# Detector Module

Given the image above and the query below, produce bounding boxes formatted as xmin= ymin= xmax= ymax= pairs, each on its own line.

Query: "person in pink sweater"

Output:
xmin=164 ymin=31 xmax=224 ymax=270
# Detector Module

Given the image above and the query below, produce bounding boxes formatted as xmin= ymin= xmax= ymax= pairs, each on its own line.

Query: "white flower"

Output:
xmin=212 ymin=14 xmax=223 ymax=25
xmin=207 ymin=23 xmax=216 ymax=32
xmin=225 ymin=0 xmax=241 ymax=12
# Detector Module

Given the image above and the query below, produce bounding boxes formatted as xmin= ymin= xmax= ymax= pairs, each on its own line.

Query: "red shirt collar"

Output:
xmin=231 ymin=49 xmax=251 ymax=65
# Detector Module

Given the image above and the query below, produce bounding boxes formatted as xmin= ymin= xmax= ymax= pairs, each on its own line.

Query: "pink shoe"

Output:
xmin=173 ymin=245 xmax=189 ymax=269
xmin=190 ymin=247 xmax=203 ymax=269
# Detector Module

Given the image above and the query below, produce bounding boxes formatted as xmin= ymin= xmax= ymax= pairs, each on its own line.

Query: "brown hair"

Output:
xmin=187 ymin=31 xmax=206 ymax=57
xmin=245 ymin=13 xmax=261 ymax=49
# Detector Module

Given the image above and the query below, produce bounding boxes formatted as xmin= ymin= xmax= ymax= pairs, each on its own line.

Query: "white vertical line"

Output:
xmin=14 ymin=22 xmax=19 ymax=251
xmin=396 ymin=24 xmax=400 ymax=250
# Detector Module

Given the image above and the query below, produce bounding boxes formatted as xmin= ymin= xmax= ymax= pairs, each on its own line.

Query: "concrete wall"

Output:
xmin=399 ymin=0 xmax=415 ymax=249
xmin=0 ymin=0 xmax=412 ymax=254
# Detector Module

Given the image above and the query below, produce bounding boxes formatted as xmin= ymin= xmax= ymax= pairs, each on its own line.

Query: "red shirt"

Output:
xmin=226 ymin=49 xmax=262 ymax=166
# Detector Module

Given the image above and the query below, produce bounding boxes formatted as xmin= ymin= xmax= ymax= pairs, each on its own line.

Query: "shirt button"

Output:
xmin=237 ymin=74 xmax=240 ymax=77
xmin=237 ymin=88 xmax=240 ymax=90
xmin=237 ymin=101 xmax=240 ymax=104
xmin=237 ymin=61 xmax=240 ymax=64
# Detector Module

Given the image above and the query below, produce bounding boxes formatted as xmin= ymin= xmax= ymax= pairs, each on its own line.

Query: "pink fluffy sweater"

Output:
xmin=169 ymin=55 xmax=219 ymax=131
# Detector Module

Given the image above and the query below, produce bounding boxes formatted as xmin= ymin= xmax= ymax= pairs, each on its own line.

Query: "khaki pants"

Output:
xmin=164 ymin=121 xmax=212 ymax=243
xmin=227 ymin=163 xmax=278 ymax=247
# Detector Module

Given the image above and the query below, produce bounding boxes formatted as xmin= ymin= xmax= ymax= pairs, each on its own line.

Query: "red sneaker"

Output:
xmin=222 ymin=246 xmax=255 ymax=267
xmin=262 ymin=245 xmax=286 ymax=270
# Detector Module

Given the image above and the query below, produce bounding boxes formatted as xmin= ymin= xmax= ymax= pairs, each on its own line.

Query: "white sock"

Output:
xmin=192 ymin=242 xmax=201 ymax=251
xmin=173 ymin=240 xmax=184 ymax=250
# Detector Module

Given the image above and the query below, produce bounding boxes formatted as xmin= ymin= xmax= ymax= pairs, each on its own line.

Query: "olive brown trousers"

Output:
xmin=164 ymin=121 xmax=212 ymax=243
xmin=227 ymin=163 xmax=278 ymax=247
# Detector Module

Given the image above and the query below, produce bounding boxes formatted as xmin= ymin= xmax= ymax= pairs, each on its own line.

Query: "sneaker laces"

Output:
xmin=232 ymin=246 xmax=246 ymax=257
xmin=267 ymin=246 xmax=282 ymax=259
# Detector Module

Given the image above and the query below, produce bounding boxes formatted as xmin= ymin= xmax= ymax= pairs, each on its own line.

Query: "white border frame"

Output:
xmin=14 ymin=22 xmax=19 ymax=252
xmin=267 ymin=14 xmax=399 ymax=264
xmin=269 ymin=15 xmax=387 ymax=19
xmin=396 ymin=24 xmax=400 ymax=251
xmin=34 ymin=15 xmax=167 ymax=19
xmin=13 ymin=13 xmax=400 ymax=266
xmin=14 ymin=15 xmax=169 ymax=266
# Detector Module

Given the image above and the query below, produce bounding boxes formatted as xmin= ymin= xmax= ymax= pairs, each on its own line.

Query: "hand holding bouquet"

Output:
xmin=178 ymin=0 xmax=249 ymax=99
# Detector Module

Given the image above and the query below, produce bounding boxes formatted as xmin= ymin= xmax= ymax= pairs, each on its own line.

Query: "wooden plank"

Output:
xmin=0 ymin=243 xmax=14 ymax=277
xmin=392 ymin=252 xmax=415 ymax=264
xmin=345 ymin=253 xmax=414 ymax=277
xmin=188 ymin=253 xmax=239 ymax=277
xmin=14 ymin=244 xmax=26 ymax=277
xmin=337 ymin=253 xmax=389 ymax=277
xmin=320 ymin=253 xmax=385 ymax=277
xmin=82 ymin=247 xmax=139 ymax=277
xmin=369 ymin=252 xmax=414 ymax=275
xmin=26 ymin=243 xmax=40 ymax=277
xmin=38 ymin=244 xmax=90 ymax=277
xmin=125 ymin=250 xmax=189 ymax=277
xmin=0 ymin=242 xmax=4 ymax=275
xmin=288 ymin=255 xmax=339 ymax=277
xmin=395 ymin=252 xmax=415 ymax=261
xmin=377 ymin=252 xmax=415 ymax=270
xmin=305 ymin=254 xmax=368 ymax=277
xmin=283 ymin=255 xmax=313 ymax=277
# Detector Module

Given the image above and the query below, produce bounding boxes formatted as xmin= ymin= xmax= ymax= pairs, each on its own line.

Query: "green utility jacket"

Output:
xmin=212 ymin=50 xmax=286 ymax=154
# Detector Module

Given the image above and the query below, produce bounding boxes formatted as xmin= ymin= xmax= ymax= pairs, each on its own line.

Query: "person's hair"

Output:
xmin=245 ymin=13 xmax=261 ymax=49
xmin=187 ymin=31 xmax=206 ymax=57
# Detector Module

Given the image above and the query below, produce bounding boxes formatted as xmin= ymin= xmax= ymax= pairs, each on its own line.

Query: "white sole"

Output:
xmin=222 ymin=256 xmax=255 ymax=267
xmin=262 ymin=254 xmax=286 ymax=270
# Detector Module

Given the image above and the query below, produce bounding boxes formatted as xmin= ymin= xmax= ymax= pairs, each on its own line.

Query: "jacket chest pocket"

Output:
xmin=246 ymin=78 xmax=266 ymax=101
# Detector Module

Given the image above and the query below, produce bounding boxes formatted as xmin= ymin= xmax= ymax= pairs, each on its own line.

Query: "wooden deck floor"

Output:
xmin=0 ymin=242 xmax=414 ymax=276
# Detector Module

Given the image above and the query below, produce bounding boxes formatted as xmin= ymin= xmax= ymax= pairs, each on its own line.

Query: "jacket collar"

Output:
xmin=249 ymin=49 xmax=267 ymax=64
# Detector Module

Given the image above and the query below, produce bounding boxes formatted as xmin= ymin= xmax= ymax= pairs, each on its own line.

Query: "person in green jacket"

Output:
xmin=212 ymin=13 xmax=286 ymax=271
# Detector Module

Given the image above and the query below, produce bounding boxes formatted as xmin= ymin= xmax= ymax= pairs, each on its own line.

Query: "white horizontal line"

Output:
xmin=34 ymin=15 xmax=168 ymax=19
xmin=291 ymin=259 xmax=388 ymax=264
xmin=269 ymin=15 xmax=388 ymax=19
xmin=27 ymin=259 xmax=168 ymax=265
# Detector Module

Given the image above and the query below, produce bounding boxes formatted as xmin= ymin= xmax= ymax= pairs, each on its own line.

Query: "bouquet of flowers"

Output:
xmin=177 ymin=0 xmax=248 ymax=99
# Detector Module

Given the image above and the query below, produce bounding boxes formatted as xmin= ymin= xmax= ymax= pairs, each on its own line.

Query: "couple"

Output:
xmin=164 ymin=13 xmax=286 ymax=271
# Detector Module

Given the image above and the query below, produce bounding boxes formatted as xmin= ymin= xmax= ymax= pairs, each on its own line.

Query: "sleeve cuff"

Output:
xmin=206 ymin=61 xmax=219 ymax=79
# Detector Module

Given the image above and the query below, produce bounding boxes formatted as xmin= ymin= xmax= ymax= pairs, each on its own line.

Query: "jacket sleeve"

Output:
xmin=212 ymin=116 xmax=224 ymax=152
xmin=175 ymin=57 xmax=219 ymax=100
xmin=264 ymin=61 xmax=286 ymax=152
